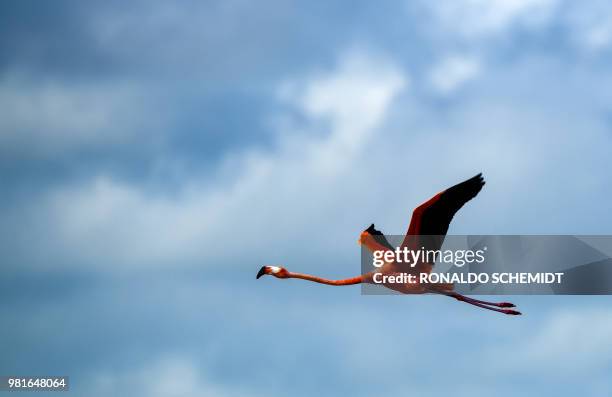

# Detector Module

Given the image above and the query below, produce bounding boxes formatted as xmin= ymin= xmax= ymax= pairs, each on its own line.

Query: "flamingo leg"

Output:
xmin=455 ymin=298 xmax=521 ymax=315
xmin=451 ymin=293 xmax=516 ymax=308
xmin=431 ymin=290 xmax=521 ymax=315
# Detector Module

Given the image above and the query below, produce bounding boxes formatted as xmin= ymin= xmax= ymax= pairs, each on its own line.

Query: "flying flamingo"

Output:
xmin=256 ymin=173 xmax=521 ymax=315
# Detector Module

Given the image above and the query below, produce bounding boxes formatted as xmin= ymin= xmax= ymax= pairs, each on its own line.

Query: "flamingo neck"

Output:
xmin=286 ymin=272 xmax=363 ymax=286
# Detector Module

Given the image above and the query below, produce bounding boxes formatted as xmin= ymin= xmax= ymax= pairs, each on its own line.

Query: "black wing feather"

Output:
xmin=365 ymin=224 xmax=395 ymax=250
xmin=419 ymin=173 xmax=485 ymax=236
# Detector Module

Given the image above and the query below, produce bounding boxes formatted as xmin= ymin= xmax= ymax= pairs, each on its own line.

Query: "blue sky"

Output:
xmin=1 ymin=0 xmax=612 ymax=396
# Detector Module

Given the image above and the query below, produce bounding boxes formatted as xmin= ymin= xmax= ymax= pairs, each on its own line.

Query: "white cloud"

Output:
xmin=278 ymin=50 xmax=407 ymax=175
xmin=429 ymin=55 xmax=481 ymax=95
xmin=16 ymin=49 xmax=407 ymax=270
xmin=420 ymin=0 xmax=612 ymax=54
xmin=421 ymin=0 xmax=559 ymax=39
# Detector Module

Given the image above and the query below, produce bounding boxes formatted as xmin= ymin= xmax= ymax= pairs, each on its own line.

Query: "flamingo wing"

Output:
xmin=360 ymin=174 xmax=484 ymax=275
xmin=401 ymin=173 xmax=485 ymax=253
xmin=364 ymin=224 xmax=394 ymax=250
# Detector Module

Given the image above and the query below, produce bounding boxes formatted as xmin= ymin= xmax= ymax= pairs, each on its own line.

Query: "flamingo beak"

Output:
xmin=256 ymin=266 xmax=267 ymax=279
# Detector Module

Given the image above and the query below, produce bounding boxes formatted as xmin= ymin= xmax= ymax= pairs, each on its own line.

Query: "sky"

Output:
xmin=1 ymin=0 xmax=612 ymax=396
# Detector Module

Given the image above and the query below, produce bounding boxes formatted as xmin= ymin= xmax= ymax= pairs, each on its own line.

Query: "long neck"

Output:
xmin=287 ymin=272 xmax=363 ymax=286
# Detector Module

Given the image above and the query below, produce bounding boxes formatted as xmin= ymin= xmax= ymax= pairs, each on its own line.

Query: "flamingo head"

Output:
xmin=256 ymin=265 xmax=289 ymax=279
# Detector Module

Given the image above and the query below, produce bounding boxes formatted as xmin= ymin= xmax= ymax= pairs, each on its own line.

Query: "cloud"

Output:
xmin=429 ymin=55 xmax=481 ymax=95
xmin=0 ymin=75 xmax=158 ymax=159
xmin=418 ymin=0 xmax=612 ymax=56
xmin=8 ymin=49 xmax=406 ymax=271
xmin=7 ymin=46 xmax=612 ymax=273
xmin=420 ymin=0 xmax=559 ymax=39
xmin=563 ymin=0 xmax=612 ymax=52
xmin=3 ymin=4 xmax=612 ymax=397
xmin=278 ymin=49 xmax=408 ymax=174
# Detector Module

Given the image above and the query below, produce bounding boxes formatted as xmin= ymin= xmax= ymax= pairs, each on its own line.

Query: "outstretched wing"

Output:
xmin=401 ymin=173 xmax=485 ymax=252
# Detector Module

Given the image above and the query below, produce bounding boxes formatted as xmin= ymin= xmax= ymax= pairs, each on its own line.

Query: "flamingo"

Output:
xmin=256 ymin=173 xmax=521 ymax=315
